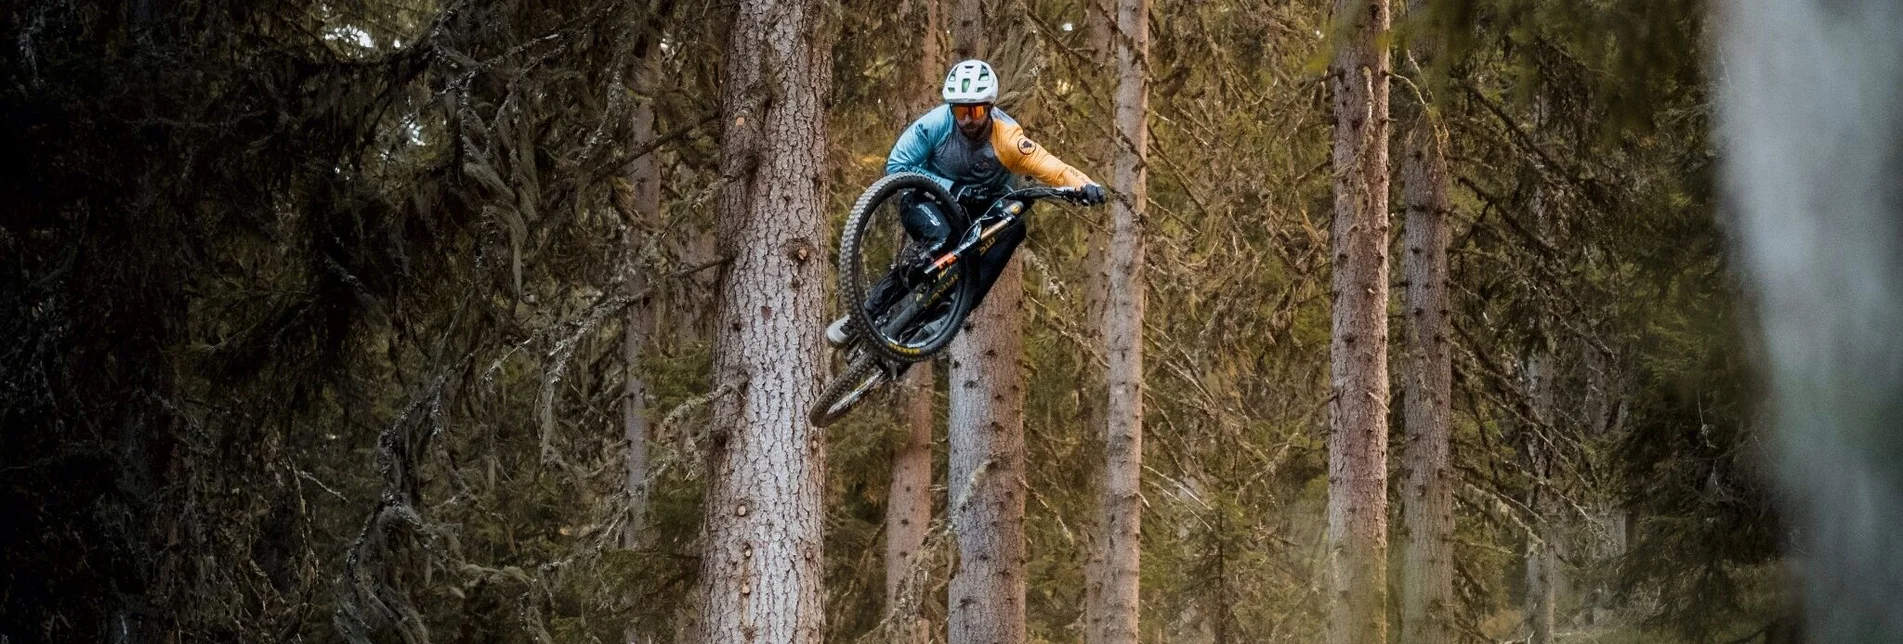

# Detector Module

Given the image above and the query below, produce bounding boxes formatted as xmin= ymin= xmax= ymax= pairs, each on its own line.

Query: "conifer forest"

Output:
xmin=12 ymin=0 xmax=1903 ymax=642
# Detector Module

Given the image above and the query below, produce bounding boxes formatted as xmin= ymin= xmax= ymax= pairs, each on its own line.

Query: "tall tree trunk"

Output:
xmin=884 ymin=4 xmax=943 ymax=642
xmin=1722 ymin=3 xmax=1903 ymax=636
xmin=1523 ymin=354 xmax=1557 ymax=644
xmin=885 ymin=367 xmax=936 ymax=643
xmin=946 ymin=270 xmax=1028 ymax=644
xmin=951 ymin=0 xmax=984 ymax=61
xmin=1583 ymin=343 xmax=1610 ymax=438
xmin=895 ymin=0 xmax=946 ymax=123
xmin=1525 ymin=537 xmax=1557 ymax=644
xmin=1398 ymin=0 xmax=1453 ymax=640
xmin=619 ymin=6 xmax=669 ymax=641
xmin=1580 ymin=341 xmax=1624 ymax=627
xmin=695 ymin=0 xmax=833 ymax=640
xmin=1324 ymin=0 xmax=1392 ymax=642
xmin=1522 ymin=112 xmax=1559 ymax=641
xmin=1086 ymin=0 xmax=1114 ymax=67
xmin=1087 ymin=0 xmax=1148 ymax=642
xmin=918 ymin=0 xmax=945 ymax=107
xmin=622 ymin=285 xmax=654 ymax=546
xmin=944 ymin=4 xmax=1029 ymax=644
xmin=620 ymin=0 xmax=669 ymax=554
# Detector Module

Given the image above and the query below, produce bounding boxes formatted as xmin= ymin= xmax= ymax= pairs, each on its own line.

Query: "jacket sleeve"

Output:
xmin=885 ymin=106 xmax=955 ymax=190
xmin=991 ymin=112 xmax=1094 ymax=188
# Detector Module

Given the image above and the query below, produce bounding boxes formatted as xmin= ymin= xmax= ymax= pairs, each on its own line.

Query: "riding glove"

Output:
xmin=1080 ymin=183 xmax=1107 ymax=206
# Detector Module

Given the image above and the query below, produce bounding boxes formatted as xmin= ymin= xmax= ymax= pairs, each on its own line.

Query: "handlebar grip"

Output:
xmin=1001 ymin=186 xmax=1087 ymax=203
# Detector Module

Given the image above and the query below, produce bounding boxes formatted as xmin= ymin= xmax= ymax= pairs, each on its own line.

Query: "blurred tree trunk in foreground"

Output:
xmin=1722 ymin=1 xmax=1903 ymax=641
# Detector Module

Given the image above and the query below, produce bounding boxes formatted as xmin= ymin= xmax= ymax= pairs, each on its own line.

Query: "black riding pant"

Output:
xmin=899 ymin=194 xmax=1027 ymax=313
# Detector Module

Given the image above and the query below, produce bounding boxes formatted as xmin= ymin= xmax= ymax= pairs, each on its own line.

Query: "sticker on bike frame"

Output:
xmin=887 ymin=273 xmax=961 ymax=353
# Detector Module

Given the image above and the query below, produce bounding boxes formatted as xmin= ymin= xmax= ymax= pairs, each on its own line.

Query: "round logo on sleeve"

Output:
xmin=1018 ymin=139 xmax=1037 ymax=155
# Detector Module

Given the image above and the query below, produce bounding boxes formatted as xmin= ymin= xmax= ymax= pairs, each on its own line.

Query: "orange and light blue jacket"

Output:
xmin=884 ymin=105 xmax=1093 ymax=192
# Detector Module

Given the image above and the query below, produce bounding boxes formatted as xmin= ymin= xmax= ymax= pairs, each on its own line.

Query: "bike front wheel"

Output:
xmin=838 ymin=172 xmax=978 ymax=363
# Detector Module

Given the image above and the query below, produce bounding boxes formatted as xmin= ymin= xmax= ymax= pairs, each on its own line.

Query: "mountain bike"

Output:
xmin=809 ymin=172 xmax=1092 ymax=427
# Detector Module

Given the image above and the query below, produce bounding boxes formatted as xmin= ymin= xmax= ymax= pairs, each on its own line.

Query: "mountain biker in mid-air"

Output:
xmin=825 ymin=59 xmax=1107 ymax=346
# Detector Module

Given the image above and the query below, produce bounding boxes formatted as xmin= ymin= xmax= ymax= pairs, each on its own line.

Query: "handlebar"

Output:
xmin=948 ymin=182 xmax=1101 ymax=209
xmin=923 ymin=184 xmax=1097 ymax=276
xmin=1000 ymin=186 xmax=1088 ymax=205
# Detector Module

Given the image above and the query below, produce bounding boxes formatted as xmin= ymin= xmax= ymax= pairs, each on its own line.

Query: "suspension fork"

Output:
xmin=925 ymin=199 xmax=1027 ymax=275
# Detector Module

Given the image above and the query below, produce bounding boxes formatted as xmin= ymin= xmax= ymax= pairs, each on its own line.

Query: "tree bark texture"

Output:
xmin=902 ymin=0 xmax=946 ymax=121
xmin=1523 ymin=354 xmax=1557 ymax=644
xmin=1583 ymin=342 xmax=1610 ymax=437
xmin=620 ymin=4 xmax=666 ymax=553
xmin=1087 ymin=0 xmax=1148 ymax=642
xmin=951 ymin=0 xmax=985 ymax=61
xmin=1580 ymin=341 xmax=1624 ymax=627
xmin=622 ymin=285 xmax=654 ymax=546
xmin=1525 ymin=542 xmax=1557 ymax=643
xmin=1086 ymin=0 xmax=1115 ymax=67
xmin=885 ymin=366 xmax=936 ymax=644
xmin=696 ymin=0 xmax=833 ymax=640
xmin=947 ymin=262 xmax=1029 ymax=644
xmin=1324 ymin=0 xmax=1391 ymax=642
xmin=619 ymin=10 xmax=670 ymax=640
xmin=1399 ymin=0 xmax=1453 ymax=640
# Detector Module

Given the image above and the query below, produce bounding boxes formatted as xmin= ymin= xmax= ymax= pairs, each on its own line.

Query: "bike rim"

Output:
xmin=846 ymin=179 xmax=968 ymax=359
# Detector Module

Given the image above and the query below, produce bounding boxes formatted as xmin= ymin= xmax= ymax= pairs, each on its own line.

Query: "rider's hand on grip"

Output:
xmin=1079 ymin=183 xmax=1107 ymax=206
xmin=952 ymin=183 xmax=999 ymax=204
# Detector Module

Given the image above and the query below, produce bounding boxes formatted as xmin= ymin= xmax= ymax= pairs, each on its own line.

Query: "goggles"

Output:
xmin=952 ymin=104 xmax=991 ymax=122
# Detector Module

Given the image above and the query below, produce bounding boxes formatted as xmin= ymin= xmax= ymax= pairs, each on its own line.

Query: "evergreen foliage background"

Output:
xmin=1 ymin=0 xmax=1780 ymax=641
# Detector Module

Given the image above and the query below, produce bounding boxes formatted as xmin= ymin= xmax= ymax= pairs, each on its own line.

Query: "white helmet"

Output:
xmin=942 ymin=60 xmax=999 ymax=104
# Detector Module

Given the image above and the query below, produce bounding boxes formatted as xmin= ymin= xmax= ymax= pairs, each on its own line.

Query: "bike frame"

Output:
xmin=813 ymin=183 xmax=1085 ymax=424
xmin=925 ymin=186 xmax=1077 ymax=276
xmin=863 ymin=186 xmax=1080 ymax=360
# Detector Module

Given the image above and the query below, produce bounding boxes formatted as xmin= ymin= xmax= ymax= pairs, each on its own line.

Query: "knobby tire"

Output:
xmin=838 ymin=172 xmax=975 ymax=364
xmin=809 ymin=355 xmax=888 ymax=427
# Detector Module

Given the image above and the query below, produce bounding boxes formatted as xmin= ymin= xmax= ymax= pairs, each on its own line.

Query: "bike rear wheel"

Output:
xmin=838 ymin=172 xmax=977 ymax=363
xmin=810 ymin=354 xmax=891 ymax=427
